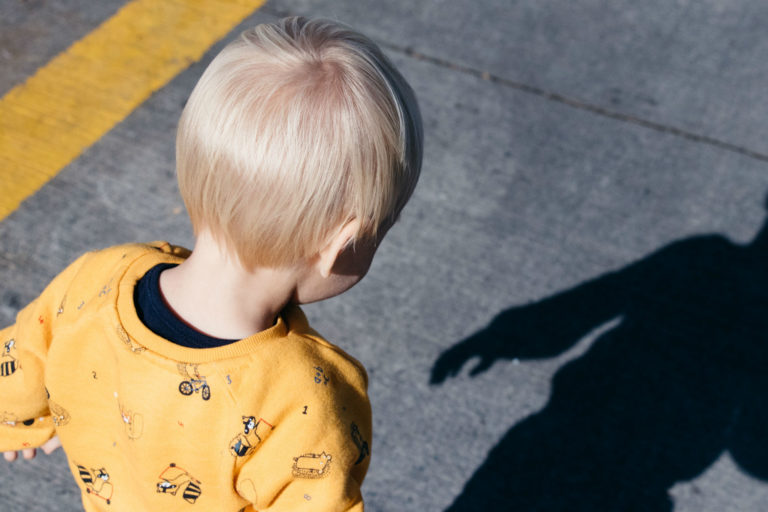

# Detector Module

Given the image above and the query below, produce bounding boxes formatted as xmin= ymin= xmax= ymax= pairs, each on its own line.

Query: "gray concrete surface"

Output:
xmin=2 ymin=0 xmax=768 ymax=510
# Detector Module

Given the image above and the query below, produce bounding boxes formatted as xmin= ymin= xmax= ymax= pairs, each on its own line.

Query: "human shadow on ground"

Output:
xmin=431 ymin=210 xmax=768 ymax=511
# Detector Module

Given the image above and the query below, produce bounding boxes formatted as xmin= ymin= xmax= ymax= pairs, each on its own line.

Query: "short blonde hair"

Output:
xmin=176 ymin=17 xmax=423 ymax=268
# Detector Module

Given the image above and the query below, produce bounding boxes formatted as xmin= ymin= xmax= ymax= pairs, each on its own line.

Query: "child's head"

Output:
xmin=176 ymin=16 xmax=423 ymax=270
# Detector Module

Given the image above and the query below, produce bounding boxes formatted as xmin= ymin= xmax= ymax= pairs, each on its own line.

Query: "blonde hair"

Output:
xmin=176 ymin=17 xmax=422 ymax=268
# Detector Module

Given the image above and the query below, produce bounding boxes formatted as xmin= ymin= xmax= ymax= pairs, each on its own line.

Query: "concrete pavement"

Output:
xmin=1 ymin=1 xmax=767 ymax=510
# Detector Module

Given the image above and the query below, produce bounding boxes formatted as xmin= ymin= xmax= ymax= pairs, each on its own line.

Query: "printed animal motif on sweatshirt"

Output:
xmin=351 ymin=422 xmax=370 ymax=465
xmin=0 ymin=411 xmax=20 ymax=427
xmin=229 ymin=416 xmax=274 ymax=457
xmin=98 ymin=281 xmax=113 ymax=298
xmin=77 ymin=465 xmax=114 ymax=505
xmin=49 ymin=400 xmax=71 ymax=427
xmin=292 ymin=452 xmax=332 ymax=479
xmin=156 ymin=463 xmax=202 ymax=504
xmin=177 ymin=363 xmax=210 ymax=401
xmin=313 ymin=365 xmax=330 ymax=385
xmin=117 ymin=401 xmax=143 ymax=440
xmin=1 ymin=339 xmax=20 ymax=377
xmin=45 ymin=388 xmax=71 ymax=427
xmin=0 ymin=243 xmax=372 ymax=511
xmin=116 ymin=325 xmax=145 ymax=354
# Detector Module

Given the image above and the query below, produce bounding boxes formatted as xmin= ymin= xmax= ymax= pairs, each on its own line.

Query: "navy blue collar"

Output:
xmin=134 ymin=263 xmax=239 ymax=349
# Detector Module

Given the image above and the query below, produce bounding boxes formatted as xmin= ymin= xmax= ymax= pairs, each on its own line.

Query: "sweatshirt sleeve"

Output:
xmin=234 ymin=362 xmax=372 ymax=511
xmin=0 ymin=253 xmax=89 ymax=451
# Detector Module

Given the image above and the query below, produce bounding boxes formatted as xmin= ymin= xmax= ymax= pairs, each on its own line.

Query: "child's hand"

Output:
xmin=2 ymin=436 xmax=61 ymax=461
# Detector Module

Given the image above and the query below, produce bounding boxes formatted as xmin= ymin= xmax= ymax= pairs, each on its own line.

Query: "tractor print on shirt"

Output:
xmin=156 ymin=463 xmax=202 ymax=504
xmin=292 ymin=452 xmax=332 ymax=479
xmin=1 ymin=339 xmax=20 ymax=377
xmin=229 ymin=416 xmax=274 ymax=457
xmin=77 ymin=465 xmax=114 ymax=505
xmin=177 ymin=364 xmax=210 ymax=401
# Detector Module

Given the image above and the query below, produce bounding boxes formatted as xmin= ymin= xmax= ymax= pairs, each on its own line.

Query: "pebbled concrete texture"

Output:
xmin=1 ymin=1 xmax=768 ymax=511
xmin=269 ymin=0 xmax=768 ymax=157
xmin=0 ymin=0 xmax=126 ymax=96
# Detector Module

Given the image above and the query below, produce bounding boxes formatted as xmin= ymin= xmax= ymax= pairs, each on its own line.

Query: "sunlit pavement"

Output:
xmin=1 ymin=1 xmax=767 ymax=510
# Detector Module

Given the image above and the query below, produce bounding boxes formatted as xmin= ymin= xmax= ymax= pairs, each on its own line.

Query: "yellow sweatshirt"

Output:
xmin=0 ymin=242 xmax=372 ymax=511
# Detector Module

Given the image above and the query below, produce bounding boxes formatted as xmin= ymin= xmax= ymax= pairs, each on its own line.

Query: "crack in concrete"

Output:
xmin=261 ymin=4 xmax=768 ymax=164
xmin=382 ymin=43 xmax=768 ymax=164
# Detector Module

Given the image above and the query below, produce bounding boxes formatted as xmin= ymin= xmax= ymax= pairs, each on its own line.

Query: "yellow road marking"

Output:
xmin=0 ymin=0 xmax=265 ymax=221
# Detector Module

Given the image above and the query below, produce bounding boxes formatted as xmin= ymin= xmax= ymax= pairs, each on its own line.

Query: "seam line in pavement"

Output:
xmin=381 ymin=43 xmax=768 ymax=164
xmin=262 ymin=5 xmax=768 ymax=165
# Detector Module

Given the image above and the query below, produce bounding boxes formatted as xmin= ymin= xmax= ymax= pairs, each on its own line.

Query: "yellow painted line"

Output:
xmin=0 ymin=0 xmax=265 ymax=221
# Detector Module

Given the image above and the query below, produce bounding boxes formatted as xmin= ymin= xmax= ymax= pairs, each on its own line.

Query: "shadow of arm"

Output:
xmin=431 ymin=266 xmax=634 ymax=384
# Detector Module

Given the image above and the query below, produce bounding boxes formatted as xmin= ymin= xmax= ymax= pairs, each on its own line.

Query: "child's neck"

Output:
xmin=158 ymin=234 xmax=300 ymax=339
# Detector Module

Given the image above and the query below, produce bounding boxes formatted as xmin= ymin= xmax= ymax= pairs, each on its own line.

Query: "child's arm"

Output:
xmin=0 ymin=253 xmax=89 ymax=454
xmin=430 ymin=253 xmax=655 ymax=383
xmin=235 ymin=371 xmax=372 ymax=511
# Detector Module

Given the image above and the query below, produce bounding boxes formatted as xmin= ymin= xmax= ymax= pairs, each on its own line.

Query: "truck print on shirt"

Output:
xmin=156 ymin=463 xmax=202 ymax=504
xmin=77 ymin=465 xmax=114 ymax=505
xmin=229 ymin=416 xmax=274 ymax=457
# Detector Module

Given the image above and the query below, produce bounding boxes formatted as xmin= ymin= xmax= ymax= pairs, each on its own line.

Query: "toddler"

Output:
xmin=0 ymin=16 xmax=422 ymax=512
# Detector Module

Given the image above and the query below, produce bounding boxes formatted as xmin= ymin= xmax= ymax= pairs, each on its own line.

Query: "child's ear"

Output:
xmin=317 ymin=219 xmax=361 ymax=278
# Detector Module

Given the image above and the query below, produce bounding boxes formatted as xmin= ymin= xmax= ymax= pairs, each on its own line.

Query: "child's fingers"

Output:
xmin=41 ymin=436 xmax=62 ymax=455
xmin=2 ymin=437 xmax=61 ymax=462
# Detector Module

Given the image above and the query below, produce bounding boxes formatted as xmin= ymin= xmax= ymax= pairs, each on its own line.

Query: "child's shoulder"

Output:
xmin=45 ymin=242 xmax=189 ymax=300
xmin=88 ymin=241 xmax=190 ymax=262
xmin=70 ymin=241 xmax=189 ymax=274
xmin=280 ymin=305 xmax=369 ymax=391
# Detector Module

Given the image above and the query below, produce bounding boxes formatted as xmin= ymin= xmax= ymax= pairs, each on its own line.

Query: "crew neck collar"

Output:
xmin=115 ymin=247 xmax=307 ymax=363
